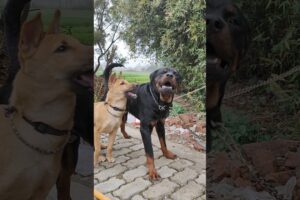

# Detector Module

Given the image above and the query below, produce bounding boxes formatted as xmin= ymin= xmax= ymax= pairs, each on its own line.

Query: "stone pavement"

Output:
xmin=94 ymin=125 xmax=206 ymax=200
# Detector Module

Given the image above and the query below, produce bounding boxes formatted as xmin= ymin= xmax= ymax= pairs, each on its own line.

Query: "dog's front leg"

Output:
xmin=94 ymin=127 xmax=105 ymax=166
xmin=56 ymin=139 xmax=80 ymax=200
xmin=156 ymin=120 xmax=177 ymax=159
xmin=106 ymin=128 xmax=118 ymax=163
xmin=140 ymin=122 xmax=160 ymax=180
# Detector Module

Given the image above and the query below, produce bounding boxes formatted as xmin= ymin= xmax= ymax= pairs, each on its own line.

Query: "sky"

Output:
xmin=94 ymin=38 xmax=158 ymax=71
xmin=93 ymin=5 xmax=160 ymax=72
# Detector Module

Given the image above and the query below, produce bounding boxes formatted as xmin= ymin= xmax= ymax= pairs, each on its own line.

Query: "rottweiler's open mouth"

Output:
xmin=207 ymin=42 xmax=229 ymax=69
xmin=158 ymin=80 xmax=176 ymax=94
xmin=72 ymin=70 xmax=93 ymax=92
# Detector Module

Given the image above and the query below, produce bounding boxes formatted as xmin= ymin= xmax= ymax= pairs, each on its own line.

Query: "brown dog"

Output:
xmin=0 ymin=11 xmax=93 ymax=200
xmin=94 ymin=74 xmax=136 ymax=165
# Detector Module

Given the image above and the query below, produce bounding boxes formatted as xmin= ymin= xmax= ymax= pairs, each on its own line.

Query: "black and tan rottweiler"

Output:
xmin=206 ymin=0 xmax=250 ymax=150
xmin=120 ymin=68 xmax=182 ymax=179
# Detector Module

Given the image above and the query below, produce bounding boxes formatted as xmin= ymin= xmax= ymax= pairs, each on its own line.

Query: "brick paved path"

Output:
xmin=94 ymin=126 xmax=206 ymax=200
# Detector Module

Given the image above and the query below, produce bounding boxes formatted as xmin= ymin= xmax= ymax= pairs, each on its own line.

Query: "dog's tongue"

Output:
xmin=76 ymin=74 xmax=93 ymax=89
xmin=81 ymin=74 xmax=93 ymax=86
xmin=127 ymin=92 xmax=137 ymax=99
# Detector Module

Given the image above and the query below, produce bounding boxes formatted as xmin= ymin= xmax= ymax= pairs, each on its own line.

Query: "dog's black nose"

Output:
xmin=206 ymin=16 xmax=224 ymax=32
xmin=166 ymin=72 xmax=174 ymax=78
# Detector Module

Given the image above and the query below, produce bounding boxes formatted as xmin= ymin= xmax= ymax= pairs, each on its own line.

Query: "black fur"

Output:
xmin=100 ymin=63 xmax=124 ymax=101
xmin=122 ymin=68 xmax=181 ymax=160
xmin=206 ymin=0 xmax=250 ymax=151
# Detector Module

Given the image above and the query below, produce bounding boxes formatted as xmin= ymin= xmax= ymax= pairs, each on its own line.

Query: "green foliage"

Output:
xmin=212 ymin=109 xmax=267 ymax=150
xmin=170 ymin=103 xmax=185 ymax=116
xmin=121 ymin=71 xmax=149 ymax=84
xmin=235 ymin=0 xmax=300 ymax=79
xmin=96 ymin=70 xmax=149 ymax=84
xmin=29 ymin=9 xmax=93 ymax=45
xmin=111 ymin=0 xmax=205 ymax=111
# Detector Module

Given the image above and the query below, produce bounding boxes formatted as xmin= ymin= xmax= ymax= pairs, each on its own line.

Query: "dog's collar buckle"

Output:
xmin=159 ymin=105 xmax=166 ymax=111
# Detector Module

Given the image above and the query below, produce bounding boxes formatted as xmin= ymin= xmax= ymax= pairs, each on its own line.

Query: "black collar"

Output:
xmin=105 ymin=102 xmax=126 ymax=112
xmin=149 ymin=86 xmax=173 ymax=111
xmin=22 ymin=116 xmax=69 ymax=136
xmin=5 ymin=106 xmax=69 ymax=136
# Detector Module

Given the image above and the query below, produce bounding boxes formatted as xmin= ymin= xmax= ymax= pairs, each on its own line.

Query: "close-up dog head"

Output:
xmin=206 ymin=0 xmax=250 ymax=74
xmin=18 ymin=10 xmax=93 ymax=93
xmin=150 ymin=68 xmax=182 ymax=103
xmin=107 ymin=74 xmax=137 ymax=100
xmin=206 ymin=0 xmax=250 ymax=121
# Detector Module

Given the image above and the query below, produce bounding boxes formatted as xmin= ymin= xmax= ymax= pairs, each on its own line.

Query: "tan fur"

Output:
xmin=0 ymin=11 xmax=92 ymax=200
xmin=94 ymin=74 xmax=135 ymax=165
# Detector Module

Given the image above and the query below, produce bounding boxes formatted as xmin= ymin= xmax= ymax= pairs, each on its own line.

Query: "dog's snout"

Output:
xmin=166 ymin=72 xmax=174 ymax=78
xmin=207 ymin=16 xmax=224 ymax=32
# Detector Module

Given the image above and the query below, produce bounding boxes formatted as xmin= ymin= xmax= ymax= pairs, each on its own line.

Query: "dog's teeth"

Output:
xmin=162 ymin=85 xmax=172 ymax=89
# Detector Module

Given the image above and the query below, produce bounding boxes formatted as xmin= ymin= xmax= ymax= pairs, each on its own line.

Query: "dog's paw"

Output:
xmin=163 ymin=150 xmax=177 ymax=159
xmin=148 ymin=169 xmax=160 ymax=180
xmin=124 ymin=135 xmax=131 ymax=139
xmin=93 ymin=160 xmax=99 ymax=167
xmin=106 ymin=157 xmax=115 ymax=163
xmin=99 ymin=156 xmax=106 ymax=162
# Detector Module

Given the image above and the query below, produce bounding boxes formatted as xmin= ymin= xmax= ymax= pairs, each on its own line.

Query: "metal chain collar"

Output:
xmin=10 ymin=116 xmax=70 ymax=155
xmin=211 ymin=122 xmax=287 ymax=200
xmin=224 ymin=65 xmax=300 ymax=99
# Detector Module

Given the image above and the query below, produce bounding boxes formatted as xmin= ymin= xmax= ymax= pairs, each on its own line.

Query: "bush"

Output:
xmin=236 ymin=0 xmax=300 ymax=79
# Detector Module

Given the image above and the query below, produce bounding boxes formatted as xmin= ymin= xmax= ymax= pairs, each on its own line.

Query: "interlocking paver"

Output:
xmin=94 ymin=127 xmax=206 ymax=200
xmin=169 ymin=159 xmax=194 ymax=171
xmin=171 ymin=181 xmax=204 ymax=200
xmin=95 ymin=165 xmax=127 ymax=182
xmin=157 ymin=166 xmax=177 ymax=178
xmin=196 ymin=173 xmax=206 ymax=186
xmin=132 ymin=194 xmax=146 ymax=200
xmin=114 ymin=141 xmax=135 ymax=150
xmin=129 ymin=143 xmax=144 ymax=151
xmin=123 ymin=155 xmax=145 ymax=168
xmin=113 ymin=148 xmax=132 ymax=157
xmin=171 ymin=168 xmax=198 ymax=186
xmin=114 ymin=178 xmax=152 ymax=199
xmin=123 ymin=165 xmax=148 ymax=182
xmin=142 ymin=179 xmax=178 ymax=199
xmin=95 ymin=177 xmax=125 ymax=193
xmin=127 ymin=149 xmax=145 ymax=158
xmin=105 ymin=193 xmax=120 ymax=200
xmin=155 ymin=156 xmax=175 ymax=169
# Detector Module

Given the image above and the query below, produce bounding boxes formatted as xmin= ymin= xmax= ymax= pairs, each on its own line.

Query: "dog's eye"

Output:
xmin=228 ymin=17 xmax=239 ymax=26
xmin=55 ymin=44 xmax=67 ymax=53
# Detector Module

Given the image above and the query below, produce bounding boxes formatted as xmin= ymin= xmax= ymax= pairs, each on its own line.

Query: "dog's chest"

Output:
xmin=102 ymin=116 xmax=122 ymax=133
xmin=0 ymin=131 xmax=62 ymax=199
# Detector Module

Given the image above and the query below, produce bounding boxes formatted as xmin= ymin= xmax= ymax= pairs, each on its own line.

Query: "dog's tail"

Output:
xmin=100 ymin=63 xmax=124 ymax=101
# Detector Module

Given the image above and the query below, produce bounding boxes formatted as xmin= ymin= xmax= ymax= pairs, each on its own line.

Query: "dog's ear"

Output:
xmin=109 ymin=73 xmax=117 ymax=87
xmin=118 ymin=71 xmax=123 ymax=79
xmin=150 ymin=69 xmax=159 ymax=83
xmin=19 ymin=13 xmax=44 ymax=58
xmin=47 ymin=10 xmax=61 ymax=34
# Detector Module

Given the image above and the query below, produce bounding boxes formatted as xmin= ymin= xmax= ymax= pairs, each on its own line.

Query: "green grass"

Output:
xmin=170 ymin=103 xmax=185 ymax=116
xmin=96 ymin=70 xmax=150 ymax=84
xmin=121 ymin=71 xmax=149 ymax=84
xmin=28 ymin=9 xmax=93 ymax=45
